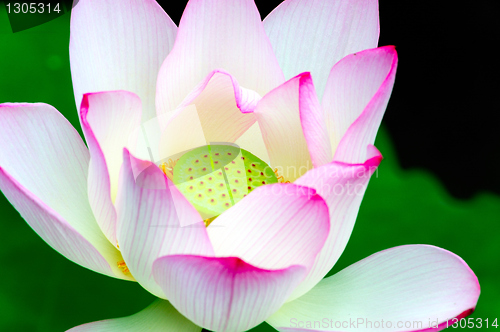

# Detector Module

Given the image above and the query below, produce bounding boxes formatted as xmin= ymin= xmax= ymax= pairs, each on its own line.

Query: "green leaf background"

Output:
xmin=0 ymin=8 xmax=498 ymax=331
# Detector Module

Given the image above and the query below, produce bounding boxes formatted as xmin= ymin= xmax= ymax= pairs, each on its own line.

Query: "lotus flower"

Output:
xmin=0 ymin=0 xmax=479 ymax=331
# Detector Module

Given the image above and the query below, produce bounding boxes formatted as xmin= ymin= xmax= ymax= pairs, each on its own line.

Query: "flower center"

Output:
xmin=163 ymin=144 xmax=278 ymax=223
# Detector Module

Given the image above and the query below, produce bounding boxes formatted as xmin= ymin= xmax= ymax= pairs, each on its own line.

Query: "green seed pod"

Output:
xmin=173 ymin=144 xmax=278 ymax=219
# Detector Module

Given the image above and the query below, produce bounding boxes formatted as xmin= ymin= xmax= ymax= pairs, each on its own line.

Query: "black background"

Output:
xmin=158 ymin=0 xmax=500 ymax=199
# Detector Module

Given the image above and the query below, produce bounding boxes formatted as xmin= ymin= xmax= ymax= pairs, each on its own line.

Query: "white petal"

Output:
xmin=116 ymin=149 xmax=214 ymax=298
xmin=153 ymin=255 xmax=306 ymax=332
xmin=158 ymin=70 xmax=259 ymax=161
xmin=322 ymin=46 xmax=398 ymax=163
xmin=267 ymin=245 xmax=480 ymax=332
xmin=264 ymin=0 xmax=379 ymax=99
xmin=0 ymin=167 xmax=126 ymax=279
xmin=70 ymin=0 xmax=176 ymax=122
xmin=254 ymin=74 xmax=331 ymax=181
xmin=81 ymin=91 xmax=142 ymax=245
xmin=208 ymin=183 xmax=330 ymax=271
xmin=0 ymin=103 xmax=126 ymax=278
xmin=289 ymin=148 xmax=382 ymax=300
xmin=156 ymin=0 xmax=284 ymax=117
xmin=234 ymin=122 xmax=270 ymax=165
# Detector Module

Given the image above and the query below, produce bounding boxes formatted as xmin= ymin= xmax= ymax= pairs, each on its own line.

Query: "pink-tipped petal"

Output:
xmin=116 ymin=149 xmax=214 ymax=298
xmin=299 ymin=74 xmax=333 ymax=167
xmin=66 ymin=299 xmax=201 ymax=332
xmin=80 ymin=91 xmax=142 ymax=246
xmin=70 ymin=0 xmax=176 ymax=122
xmin=178 ymin=70 xmax=262 ymax=116
xmin=207 ymin=183 xmax=330 ymax=271
xmin=322 ymin=46 xmax=398 ymax=163
xmin=0 ymin=167 xmax=126 ymax=279
xmin=264 ymin=0 xmax=379 ymax=99
xmin=156 ymin=0 xmax=284 ymax=117
xmin=159 ymin=71 xmax=260 ymax=159
xmin=267 ymin=245 xmax=480 ymax=332
xmin=290 ymin=148 xmax=382 ymax=300
xmin=0 ymin=103 xmax=127 ymax=279
xmin=153 ymin=255 xmax=306 ymax=332
xmin=255 ymin=74 xmax=331 ymax=181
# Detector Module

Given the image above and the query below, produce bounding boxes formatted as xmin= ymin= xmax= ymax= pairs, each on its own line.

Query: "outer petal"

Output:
xmin=116 ymin=149 xmax=214 ymax=298
xmin=264 ymin=0 xmax=379 ymax=99
xmin=67 ymin=299 xmax=201 ymax=332
xmin=156 ymin=0 xmax=284 ymax=117
xmin=153 ymin=255 xmax=306 ymax=332
xmin=267 ymin=245 xmax=480 ymax=332
xmin=158 ymin=70 xmax=260 ymax=161
xmin=290 ymin=148 xmax=382 ymax=300
xmin=323 ymin=46 xmax=398 ymax=163
xmin=207 ymin=183 xmax=330 ymax=272
xmin=0 ymin=103 xmax=127 ymax=279
xmin=254 ymin=74 xmax=331 ymax=182
xmin=0 ymin=168 xmax=125 ymax=279
xmin=80 ymin=91 xmax=142 ymax=246
xmin=299 ymin=74 xmax=333 ymax=167
xmin=70 ymin=0 xmax=176 ymax=122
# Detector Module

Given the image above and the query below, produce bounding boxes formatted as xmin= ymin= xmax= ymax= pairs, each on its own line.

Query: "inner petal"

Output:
xmin=162 ymin=144 xmax=278 ymax=222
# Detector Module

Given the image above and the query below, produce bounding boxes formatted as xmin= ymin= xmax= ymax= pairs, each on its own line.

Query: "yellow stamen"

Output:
xmin=204 ymin=216 xmax=217 ymax=227
xmin=159 ymin=158 xmax=178 ymax=180
xmin=117 ymin=260 xmax=130 ymax=274
xmin=274 ymin=168 xmax=290 ymax=184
